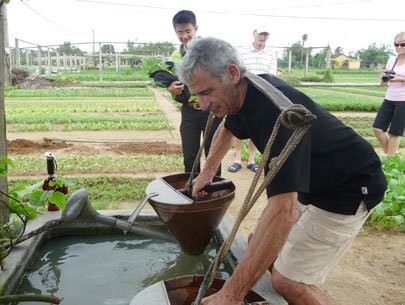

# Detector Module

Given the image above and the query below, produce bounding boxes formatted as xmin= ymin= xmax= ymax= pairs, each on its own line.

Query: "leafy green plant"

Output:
xmin=5 ymin=88 xmax=153 ymax=98
xmin=0 ymin=156 xmax=14 ymax=176
xmin=6 ymin=98 xmax=159 ymax=114
xmin=322 ymin=69 xmax=334 ymax=83
xmin=9 ymin=176 xmax=155 ymax=210
xmin=300 ymin=87 xmax=382 ymax=111
xmin=0 ymin=156 xmax=71 ymax=275
xmin=1 ymin=156 xmax=72 ymax=219
xmin=240 ymin=140 xmax=262 ymax=165
xmin=9 ymin=154 xmax=183 ymax=176
xmin=300 ymin=76 xmax=323 ymax=82
xmin=75 ymin=81 xmax=150 ymax=88
xmin=48 ymin=68 xmax=150 ymax=81
xmin=42 ymin=177 xmax=74 ymax=210
xmin=7 ymin=113 xmax=171 ymax=132
xmin=284 ymin=76 xmax=302 ymax=86
xmin=139 ymin=57 xmax=161 ymax=75
xmin=370 ymin=155 xmax=405 ymax=229
xmin=7 ymin=176 xmax=72 ymax=219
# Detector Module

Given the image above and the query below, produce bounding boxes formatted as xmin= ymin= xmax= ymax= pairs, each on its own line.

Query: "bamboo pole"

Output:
xmin=0 ymin=294 xmax=62 ymax=304
xmin=0 ymin=1 xmax=9 ymax=225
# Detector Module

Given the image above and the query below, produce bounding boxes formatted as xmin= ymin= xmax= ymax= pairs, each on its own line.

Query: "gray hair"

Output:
xmin=177 ymin=37 xmax=246 ymax=85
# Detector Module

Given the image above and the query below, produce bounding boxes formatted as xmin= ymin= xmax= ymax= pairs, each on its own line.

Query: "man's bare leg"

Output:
xmin=271 ymin=268 xmax=331 ymax=305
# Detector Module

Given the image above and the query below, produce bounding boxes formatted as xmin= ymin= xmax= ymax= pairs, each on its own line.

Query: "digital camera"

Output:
xmin=381 ymin=70 xmax=395 ymax=82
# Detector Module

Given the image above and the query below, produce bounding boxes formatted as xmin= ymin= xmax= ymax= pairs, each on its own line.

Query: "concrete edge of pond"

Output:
xmin=216 ymin=214 xmax=287 ymax=305
xmin=0 ymin=209 xmax=286 ymax=305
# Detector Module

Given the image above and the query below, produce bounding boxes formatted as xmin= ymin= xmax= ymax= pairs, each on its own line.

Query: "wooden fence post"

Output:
xmin=47 ymin=48 xmax=51 ymax=75
xmin=14 ymin=38 xmax=20 ymax=68
xmin=37 ymin=46 xmax=41 ymax=75
xmin=98 ymin=42 xmax=102 ymax=82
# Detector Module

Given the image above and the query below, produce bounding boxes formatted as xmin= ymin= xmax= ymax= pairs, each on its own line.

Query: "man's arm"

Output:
xmin=192 ymin=122 xmax=234 ymax=197
xmin=201 ymin=192 xmax=299 ymax=304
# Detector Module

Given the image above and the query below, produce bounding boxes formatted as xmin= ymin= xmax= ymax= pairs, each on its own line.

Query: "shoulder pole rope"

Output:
xmin=185 ymin=112 xmax=216 ymax=196
xmin=192 ymin=72 xmax=317 ymax=305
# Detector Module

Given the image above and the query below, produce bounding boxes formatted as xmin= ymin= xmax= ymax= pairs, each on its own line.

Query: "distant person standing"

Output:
xmin=228 ymin=26 xmax=277 ymax=173
xmin=166 ymin=10 xmax=222 ymax=174
xmin=372 ymin=31 xmax=405 ymax=156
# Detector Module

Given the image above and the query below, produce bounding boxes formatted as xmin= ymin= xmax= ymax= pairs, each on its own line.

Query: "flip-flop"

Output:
xmin=228 ymin=162 xmax=242 ymax=172
xmin=247 ymin=163 xmax=259 ymax=173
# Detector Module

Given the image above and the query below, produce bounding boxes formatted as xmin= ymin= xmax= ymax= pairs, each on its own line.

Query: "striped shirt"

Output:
xmin=238 ymin=44 xmax=277 ymax=75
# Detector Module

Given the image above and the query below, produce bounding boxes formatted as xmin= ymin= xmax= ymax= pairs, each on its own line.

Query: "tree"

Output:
xmin=300 ymin=34 xmax=308 ymax=66
xmin=57 ymin=42 xmax=83 ymax=55
xmin=123 ymin=41 xmax=175 ymax=57
xmin=101 ymin=43 xmax=115 ymax=54
xmin=355 ymin=43 xmax=393 ymax=68
xmin=124 ymin=40 xmax=137 ymax=53
xmin=312 ymin=48 xmax=328 ymax=68
xmin=334 ymin=46 xmax=344 ymax=55
xmin=280 ymin=41 xmax=303 ymax=67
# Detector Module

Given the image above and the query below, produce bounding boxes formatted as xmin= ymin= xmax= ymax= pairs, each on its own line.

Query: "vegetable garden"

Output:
xmin=3 ymin=68 xmax=404 ymax=230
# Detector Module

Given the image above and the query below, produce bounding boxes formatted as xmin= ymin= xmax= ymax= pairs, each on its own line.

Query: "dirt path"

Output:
xmin=6 ymin=87 xmax=404 ymax=305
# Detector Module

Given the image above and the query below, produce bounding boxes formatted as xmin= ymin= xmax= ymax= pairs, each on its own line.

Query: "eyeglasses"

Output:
xmin=176 ymin=29 xmax=193 ymax=38
xmin=394 ymin=43 xmax=405 ymax=47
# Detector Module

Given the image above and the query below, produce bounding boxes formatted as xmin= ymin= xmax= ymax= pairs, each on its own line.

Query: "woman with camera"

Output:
xmin=373 ymin=31 xmax=405 ymax=156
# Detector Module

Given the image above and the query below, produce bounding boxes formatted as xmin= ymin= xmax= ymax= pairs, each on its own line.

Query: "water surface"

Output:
xmin=17 ymin=234 xmax=230 ymax=305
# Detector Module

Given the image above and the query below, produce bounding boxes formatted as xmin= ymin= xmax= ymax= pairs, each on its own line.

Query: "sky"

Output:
xmin=4 ymin=0 xmax=405 ymax=56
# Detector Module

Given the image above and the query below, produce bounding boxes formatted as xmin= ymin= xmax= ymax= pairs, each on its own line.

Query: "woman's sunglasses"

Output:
xmin=394 ymin=43 xmax=405 ymax=47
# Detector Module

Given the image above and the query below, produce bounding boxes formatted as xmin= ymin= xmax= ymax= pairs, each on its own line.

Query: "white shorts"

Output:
xmin=273 ymin=202 xmax=371 ymax=284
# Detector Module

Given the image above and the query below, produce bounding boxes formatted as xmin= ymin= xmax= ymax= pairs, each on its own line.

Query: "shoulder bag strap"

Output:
xmin=244 ymin=71 xmax=293 ymax=111
xmin=389 ymin=56 xmax=399 ymax=71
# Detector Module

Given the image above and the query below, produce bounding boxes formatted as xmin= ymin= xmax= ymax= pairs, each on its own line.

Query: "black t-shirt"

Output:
xmin=224 ymin=75 xmax=387 ymax=215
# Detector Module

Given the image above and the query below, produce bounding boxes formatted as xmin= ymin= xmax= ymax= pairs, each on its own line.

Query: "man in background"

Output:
xmin=166 ymin=10 xmax=222 ymax=175
xmin=228 ymin=26 xmax=277 ymax=173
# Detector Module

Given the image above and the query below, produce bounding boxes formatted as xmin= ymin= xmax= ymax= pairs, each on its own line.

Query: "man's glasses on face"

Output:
xmin=394 ymin=43 xmax=405 ymax=47
xmin=176 ymin=29 xmax=193 ymax=37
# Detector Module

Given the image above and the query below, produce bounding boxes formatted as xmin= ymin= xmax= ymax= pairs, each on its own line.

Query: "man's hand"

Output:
xmin=189 ymin=123 xmax=233 ymax=199
xmin=200 ymin=290 xmax=242 ymax=305
xmin=191 ymin=171 xmax=214 ymax=199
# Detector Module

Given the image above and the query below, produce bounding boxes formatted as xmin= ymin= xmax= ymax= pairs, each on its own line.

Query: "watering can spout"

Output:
xmin=62 ymin=189 xmax=174 ymax=241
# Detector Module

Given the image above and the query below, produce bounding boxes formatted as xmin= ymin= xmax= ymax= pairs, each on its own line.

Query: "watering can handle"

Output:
xmin=178 ymin=180 xmax=233 ymax=196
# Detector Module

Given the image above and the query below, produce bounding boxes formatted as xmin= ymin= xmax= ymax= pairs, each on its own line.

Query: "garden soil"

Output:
xmin=6 ymin=87 xmax=404 ymax=305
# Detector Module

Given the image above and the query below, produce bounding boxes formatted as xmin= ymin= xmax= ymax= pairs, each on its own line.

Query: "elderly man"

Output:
xmin=228 ymin=25 xmax=278 ymax=174
xmin=177 ymin=37 xmax=387 ymax=305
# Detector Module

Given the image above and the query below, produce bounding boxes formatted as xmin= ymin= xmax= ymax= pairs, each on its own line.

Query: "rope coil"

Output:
xmin=280 ymin=104 xmax=317 ymax=129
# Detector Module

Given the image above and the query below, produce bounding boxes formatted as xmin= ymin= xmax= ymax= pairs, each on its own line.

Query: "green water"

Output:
xmin=16 ymin=234 xmax=230 ymax=305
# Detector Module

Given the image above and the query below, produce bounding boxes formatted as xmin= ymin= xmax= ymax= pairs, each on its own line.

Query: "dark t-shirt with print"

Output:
xmin=224 ymin=74 xmax=387 ymax=215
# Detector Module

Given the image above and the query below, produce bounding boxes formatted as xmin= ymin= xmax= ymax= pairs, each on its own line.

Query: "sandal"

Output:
xmin=247 ymin=163 xmax=259 ymax=173
xmin=228 ymin=162 xmax=242 ymax=173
